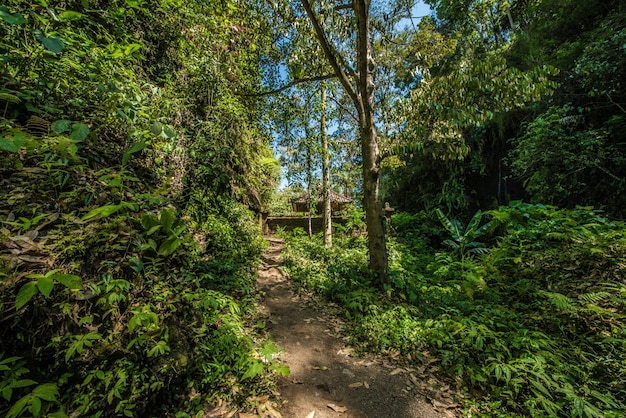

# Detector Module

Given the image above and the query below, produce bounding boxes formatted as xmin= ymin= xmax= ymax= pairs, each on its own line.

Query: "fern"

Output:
xmin=539 ymin=291 xmax=577 ymax=313
xmin=578 ymin=291 xmax=611 ymax=304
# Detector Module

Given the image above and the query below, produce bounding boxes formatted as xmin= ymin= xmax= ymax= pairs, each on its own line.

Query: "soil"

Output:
xmin=255 ymin=237 xmax=461 ymax=418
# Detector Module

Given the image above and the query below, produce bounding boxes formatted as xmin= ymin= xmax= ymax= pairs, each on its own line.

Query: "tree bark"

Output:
xmin=301 ymin=0 xmax=389 ymax=284
xmin=321 ymin=83 xmax=332 ymax=248
xmin=354 ymin=0 xmax=388 ymax=283
xmin=305 ymin=125 xmax=313 ymax=238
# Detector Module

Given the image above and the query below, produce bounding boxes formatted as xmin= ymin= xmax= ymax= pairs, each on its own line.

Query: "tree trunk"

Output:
xmin=354 ymin=0 xmax=388 ymax=284
xmin=300 ymin=0 xmax=389 ymax=284
xmin=360 ymin=114 xmax=388 ymax=283
xmin=305 ymin=125 xmax=313 ymax=238
xmin=321 ymin=83 xmax=332 ymax=248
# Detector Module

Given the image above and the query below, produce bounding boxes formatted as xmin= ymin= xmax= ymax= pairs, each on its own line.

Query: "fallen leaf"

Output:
xmin=9 ymin=235 xmax=41 ymax=251
xmin=312 ymin=365 xmax=328 ymax=371
xmin=390 ymin=368 xmax=404 ymax=376
xmin=431 ymin=399 xmax=459 ymax=410
xmin=364 ymin=381 xmax=370 ymax=389
xmin=24 ymin=230 xmax=38 ymax=240
xmin=264 ymin=403 xmax=283 ymax=418
xmin=337 ymin=347 xmax=354 ymax=356
xmin=18 ymin=255 xmax=48 ymax=264
xmin=304 ymin=411 xmax=315 ymax=418
xmin=249 ymin=395 xmax=269 ymax=402
xmin=348 ymin=382 xmax=363 ymax=388
xmin=327 ymin=404 xmax=347 ymax=413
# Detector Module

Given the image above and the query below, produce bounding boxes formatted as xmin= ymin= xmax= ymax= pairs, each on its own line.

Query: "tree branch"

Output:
xmin=335 ymin=3 xmax=353 ymax=11
xmin=241 ymin=74 xmax=338 ymax=97
xmin=327 ymin=94 xmax=359 ymax=123
xmin=300 ymin=0 xmax=359 ymax=106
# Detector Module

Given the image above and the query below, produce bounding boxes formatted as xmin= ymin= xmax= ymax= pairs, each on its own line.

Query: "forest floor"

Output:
xmin=256 ymin=237 xmax=460 ymax=418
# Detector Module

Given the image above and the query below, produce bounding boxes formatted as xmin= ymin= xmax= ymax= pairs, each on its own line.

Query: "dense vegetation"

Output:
xmin=2 ymin=0 xmax=626 ymax=416
xmin=281 ymin=204 xmax=626 ymax=416
xmin=1 ymin=1 xmax=282 ymax=416
xmin=386 ymin=0 xmax=626 ymax=219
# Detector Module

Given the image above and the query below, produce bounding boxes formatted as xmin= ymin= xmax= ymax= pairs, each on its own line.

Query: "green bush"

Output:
xmin=283 ymin=203 xmax=626 ymax=417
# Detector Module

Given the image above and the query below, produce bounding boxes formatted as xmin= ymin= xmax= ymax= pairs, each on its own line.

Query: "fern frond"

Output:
xmin=578 ymin=291 xmax=610 ymax=304
xmin=539 ymin=291 xmax=577 ymax=313
xmin=0 ymin=92 xmax=20 ymax=103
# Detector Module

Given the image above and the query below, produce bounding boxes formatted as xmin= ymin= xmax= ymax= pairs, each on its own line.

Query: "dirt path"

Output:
xmin=256 ymin=238 xmax=459 ymax=418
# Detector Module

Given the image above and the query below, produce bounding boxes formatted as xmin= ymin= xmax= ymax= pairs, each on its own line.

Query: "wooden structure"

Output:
xmin=291 ymin=188 xmax=353 ymax=213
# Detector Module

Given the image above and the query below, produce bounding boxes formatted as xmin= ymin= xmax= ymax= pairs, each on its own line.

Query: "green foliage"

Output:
xmin=0 ymin=0 xmax=281 ymax=416
xmin=0 ymin=355 xmax=63 ymax=418
xmin=15 ymin=270 xmax=81 ymax=310
xmin=436 ymin=209 xmax=491 ymax=259
xmin=510 ymin=104 xmax=626 ymax=216
xmin=283 ymin=204 xmax=626 ymax=416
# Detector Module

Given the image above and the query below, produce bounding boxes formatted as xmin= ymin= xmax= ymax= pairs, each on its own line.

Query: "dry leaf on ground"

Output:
xmin=327 ymin=404 xmax=348 ymax=413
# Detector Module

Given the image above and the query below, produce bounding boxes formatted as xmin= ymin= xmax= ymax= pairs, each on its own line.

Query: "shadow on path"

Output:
xmin=257 ymin=237 xmax=459 ymax=418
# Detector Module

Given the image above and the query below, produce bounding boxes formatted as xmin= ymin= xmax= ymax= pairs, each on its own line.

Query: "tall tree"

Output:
xmin=321 ymin=82 xmax=332 ymax=248
xmin=301 ymin=0 xmax=389 ymax=284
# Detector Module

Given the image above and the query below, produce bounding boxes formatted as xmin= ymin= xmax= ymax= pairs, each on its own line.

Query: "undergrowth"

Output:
xmin=0 ymin=1 xmax=283 ymax=416
xmin=281 ymin=203 xmax=626 ymax=417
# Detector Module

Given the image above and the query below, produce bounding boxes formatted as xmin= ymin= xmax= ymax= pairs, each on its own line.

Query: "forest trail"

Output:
xmin=256 ymin=238 xmax=458 ymax=418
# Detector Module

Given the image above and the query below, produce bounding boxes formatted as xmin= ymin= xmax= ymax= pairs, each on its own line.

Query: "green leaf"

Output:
xmin=2 ymin=386 xmax=12 ymax=401
xmin=159 ymin=208 xmax=176 ymax=232
xmin=129 ymin=256 xmax=144 ymax=272
xmin=0 ymin=355 xmax=21 ymax=365
xmin=436 ymin=209 xmax=462 ymax=239
xmin=260 ymin=341 xmax=282 ymax=361
xmin=70 ymin=123 xmax=90 ymax=141
xmin=466 ymin=210 xmax=483 ymax=235
xmin=51 ymin=120 xmax=72 ymax=134
xmin=11 ymin=379 xmax=37 ymax=389
xmin=0 ymin=6 xmax=26 ymax=25
xmin=150 ymin=122 xmax=163 ymax=136
xmin=34 ymin=30 xmax=64 ymax=53
xmin=122 ymin=141 xmax=148 ymax=164
xmin=53 ymin=274 xmax=81 ymax=289
xmin=269 ymin=364 xmax=290 ymax=377
xmin=36 ymin=276 xmax=54 ymax=298
xmin=7 ymin=394 xmax=31 ymax=418
xmin=0 ymin=137 xmax=19 ymax=152
xmin=141 ymin=213 xmax=160 ymax=231
xmin=59 ymin=11 xmax=83 ymax=21
xmin=30 ymin=395 xmax=42 ymax=417
xmin=0 ymin=92 xmax=20 ymax=103
xmin=145 ymin=225 xmax=161 ymax=236
xmin=163 ymin=125 xmax=176 ymax=138
xmin=82 ymin=204 xmax=123 ymax=220
xmin=157 ymin=235 xmax=182 ymax=256
xmin=241 ymin=360 xmax=264 ymax=380
xmin=15 ymin=282 xmax=38 ymax=310
xmin=33 ymin=383 xmax=59 ymax=402
xmin=124 ymin=43 xmax=142 ymax=55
